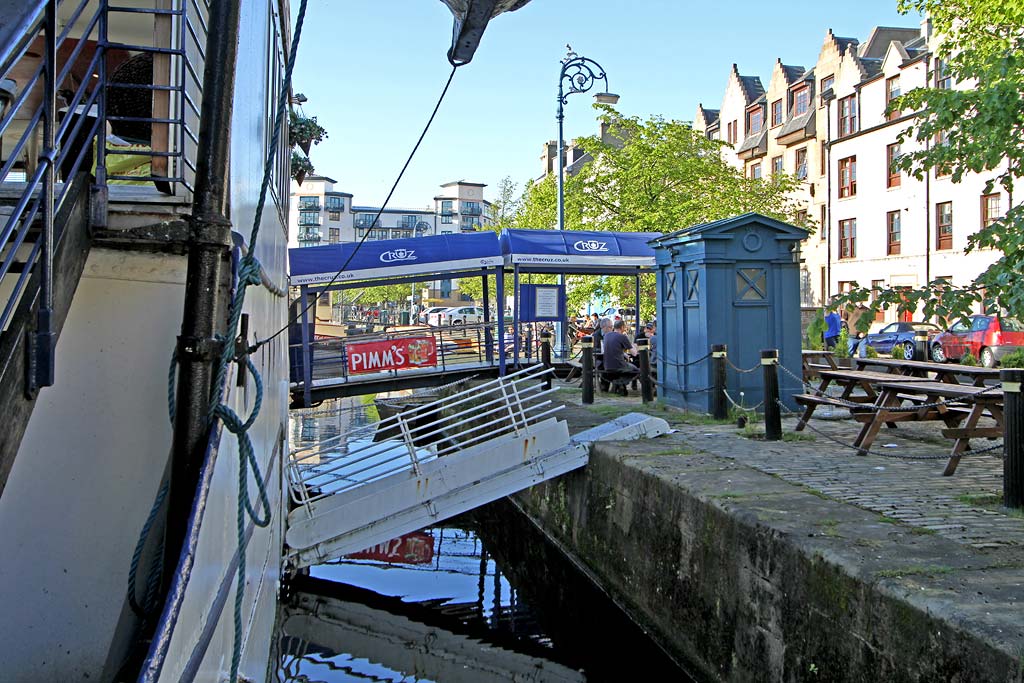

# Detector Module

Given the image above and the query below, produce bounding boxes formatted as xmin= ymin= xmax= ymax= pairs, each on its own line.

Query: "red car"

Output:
xmin=929 ymin=315 xmax=1024 ymax=367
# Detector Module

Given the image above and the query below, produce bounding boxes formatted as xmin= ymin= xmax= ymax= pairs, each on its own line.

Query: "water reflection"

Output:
xmin=281 ymin=398 xmax=694 ymax=683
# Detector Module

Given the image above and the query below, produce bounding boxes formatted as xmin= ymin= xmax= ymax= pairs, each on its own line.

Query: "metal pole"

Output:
xmin=1003 ymin=369 xmax=1023 ymax=508
xmin=712 ymin=344 xmax=728 ymax=419
xmin=581 ymin=336 xmax=594 ymax=404
xmin=497 ymin=268 xmax=506 ymax=376
xmin=512 ymin=266 xmax=520 ymax=366
xmin=540 ymin=331 xmax=552 ymax=391
xmin=300 ymin=286 xmax=313 ymax=408
xmin=634 ymin=273 xmax=641 ymax=337
xmin=637 ymin=338 xmax=653 ymax=403
xmin=166 ymin=0 xmax=242 ymax=595
xmin=762 ymin=349 xmax=782 ymax=440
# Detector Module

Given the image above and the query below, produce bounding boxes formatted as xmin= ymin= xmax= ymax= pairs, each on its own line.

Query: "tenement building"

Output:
xmin=695 ymin=22 xmax=1006 ymax=327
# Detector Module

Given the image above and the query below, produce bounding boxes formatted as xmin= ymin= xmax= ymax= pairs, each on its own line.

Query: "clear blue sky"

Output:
xmin=289 ymin=0 xmax=919 ymax=208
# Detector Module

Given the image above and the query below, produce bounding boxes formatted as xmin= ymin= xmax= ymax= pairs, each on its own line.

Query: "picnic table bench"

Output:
xmin=794 ymin=369 xmax=935 ymax=431
xmin=853 ymin=379 xmax=1004 ymax=475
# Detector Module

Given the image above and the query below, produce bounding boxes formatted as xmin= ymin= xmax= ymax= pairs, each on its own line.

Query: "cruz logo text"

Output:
xmin=572 ymin=240 xmax=608 ymax=252
xmin=380 ymin=249 xmax=416 ymax=263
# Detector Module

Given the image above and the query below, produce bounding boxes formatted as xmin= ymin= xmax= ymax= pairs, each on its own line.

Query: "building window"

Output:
xmin=886 ymin=144 xmax=901 ymax=188
xmin=795 ymin=209 xmax=808 ymax=226
xmin=935 ymin=131 xmax=952 ymax=177
xmin=664 ymin=269 xmax=677 ymax=302
xmin=838 ymin=156 xmax=856 ymax=198
xmin=819 ymin=75 xmax=834 ymax=106
xmin=885 ymin=76 xmax=901 ymax=121
xmin=793 ymin=86 xmax=810 ymax=116
xmin=936 ymin=201 xmax=953 ymax=250
xmin=795 ymin=147 xmax=808 ymax=179
xmin=871 ymin=279 xmax=885 ymax=322
xmin=838 ymin=95 xmax=858 ymax=137
xmin=819 ymin=205 xmax=827 ymax=241
xmin=935 ymin=59 xmax=951 ymax=89
xmin=727 ymin=120 xmax=738 ymax=144
xmin=747 ymin=107 xmax=763 ymax=134
xmin=981 ymin=193 xmax=1001 ymax=228
xmin=839 ymin=219 xmax=856 ymax=259
xmin=328 ymin=210 xmax=341 ymax=221
xmin=771 ymin=156 xmax=783 ymax=175
xmin=736 ymin=268 xmax=767 ymax=301
xmin=298 ymin=196 xmax=320 ymax=211
xmin=354 ymin=213 xmax=378 ymax=228
xmin=299 ymin=210 xmax=319 ymax=226
xmin=886 ymin=210 xmax=901 ymax=255
xmin=749 ymin=163 xmax=762 ymax=180
xmin=329 ymin=227 xmax=340 ymax=242
xmin=819 ymin=140 xmax=826 ymax=176
xmin=325 ymin=196 xmax=344 ymax=212
xmin=770 ymin=99 xmax=783 ymax=127
xmin=462 ymin=201 xmax=482 ymax=215
xmin=399 ymin=215 xmax=418 ymax=229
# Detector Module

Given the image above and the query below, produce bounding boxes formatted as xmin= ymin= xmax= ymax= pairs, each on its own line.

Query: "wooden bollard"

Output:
xmin=637 ymin=338 xmax=654 ymax=403
xmin=1003 ymin=369 xmax=1023 ymax=508
xmin=712 ymin=344 xmax=728 ymax=420
xmin=581 ymin=336 xmax=595 ymax=405
xmin=761 ymin=349 xmax=782 ymax=441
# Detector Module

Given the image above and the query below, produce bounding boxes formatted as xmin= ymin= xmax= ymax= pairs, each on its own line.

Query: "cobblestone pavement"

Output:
xmin=555 ymin=384 xmax=1024 ymax=552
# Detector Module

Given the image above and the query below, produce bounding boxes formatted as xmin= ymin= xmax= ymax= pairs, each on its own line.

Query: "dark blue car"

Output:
xmin=853 ymin=321 xmax=941 ymax=359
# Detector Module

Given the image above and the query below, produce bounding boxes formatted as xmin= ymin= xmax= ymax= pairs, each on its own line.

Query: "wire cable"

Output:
xmin=254 ymin=63 xmax=461 ymax=351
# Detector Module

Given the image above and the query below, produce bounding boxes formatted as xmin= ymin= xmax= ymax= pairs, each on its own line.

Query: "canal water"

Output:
xmin=279 ymin=397 xmax=696 ymax=683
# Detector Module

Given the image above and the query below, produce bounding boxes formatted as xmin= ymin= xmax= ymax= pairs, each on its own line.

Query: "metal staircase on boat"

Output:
xmin=285 ymin=366 xmax=669 ymax=569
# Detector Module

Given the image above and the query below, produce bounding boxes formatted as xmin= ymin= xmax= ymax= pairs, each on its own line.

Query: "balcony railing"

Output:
xmin=298 ymin=216 xmax=321 ymax=227
xmin=298 ymin=201 xmax=321 ymax=211
xmin=298 ymin=229 xmax=321 ymax=243
xmin=461 ymin=203 xmax=482 ymax=216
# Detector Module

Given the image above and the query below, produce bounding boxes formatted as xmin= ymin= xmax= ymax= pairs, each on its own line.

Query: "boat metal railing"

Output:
xmin=0 ymin=0 xmax=209 ymax=386
xmin=286 ymin=365 xmax=561 ymax=514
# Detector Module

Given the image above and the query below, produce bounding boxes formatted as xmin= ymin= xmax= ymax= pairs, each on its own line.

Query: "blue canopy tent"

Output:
xmin=288 ymin=232 xmax=507 ymax=403
xmin=499 ymin=229 xmax=662 ymax=361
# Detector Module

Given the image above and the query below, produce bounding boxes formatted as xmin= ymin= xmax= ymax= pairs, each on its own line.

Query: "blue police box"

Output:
xmin=651 ymin=213 xmax=808 ymax=413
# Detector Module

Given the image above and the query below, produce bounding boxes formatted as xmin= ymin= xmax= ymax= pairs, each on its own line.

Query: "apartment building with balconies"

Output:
xmin=288 ymin=175 xmax=354 ymax=247
xmin=433 ymin=180 xmax=494 ymax=234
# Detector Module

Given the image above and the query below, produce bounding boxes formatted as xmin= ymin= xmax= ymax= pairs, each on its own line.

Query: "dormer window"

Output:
xmin=885 ymin=76 xmax=901 ymax=121
xmin=770 ymin=99 xmax=783 ymax=127
xmin=747 ymin=107 xmax=763 ymax=135
xmin=792 ymin=86 xmax=810 ymax=116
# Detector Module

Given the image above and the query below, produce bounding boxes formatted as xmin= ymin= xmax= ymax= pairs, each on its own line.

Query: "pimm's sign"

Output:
xmin=347 ymin=336 xmax=437 ymax=375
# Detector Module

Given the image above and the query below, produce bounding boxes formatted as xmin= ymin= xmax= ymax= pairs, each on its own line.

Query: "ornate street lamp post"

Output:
xmin=557 ymin=46 xmax=613 ymax=231
xmin=554 ymin=46 xmax=613 ymax=356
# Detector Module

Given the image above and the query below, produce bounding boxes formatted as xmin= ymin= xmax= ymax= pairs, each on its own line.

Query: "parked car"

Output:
xmin=598 ymin=306 xmax=636 ymax=322
xmin=853 ymin=321 xmax=941 ymax=359
xmin=419 ymin=306 xmax=449 ymax=324
xmin=930 ymin=315 xmax=1024 ymax=367
xmin=430 ymin=306 xmax=486 ymax=326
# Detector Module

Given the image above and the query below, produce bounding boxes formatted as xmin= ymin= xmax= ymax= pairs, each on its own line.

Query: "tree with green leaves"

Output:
xmin=836 ymin=0 xmax=1024 ymax=330
xmin=504 ymin=105 xmax=808 ymax=321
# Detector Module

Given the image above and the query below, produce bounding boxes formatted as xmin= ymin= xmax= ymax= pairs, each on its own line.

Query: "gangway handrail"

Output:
xmin=287 ymin=366 xmax=558 ymax=513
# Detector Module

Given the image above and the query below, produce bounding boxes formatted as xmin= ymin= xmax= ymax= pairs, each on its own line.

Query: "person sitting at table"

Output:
xmin=602 ymin=320 xmax=639 ymax=391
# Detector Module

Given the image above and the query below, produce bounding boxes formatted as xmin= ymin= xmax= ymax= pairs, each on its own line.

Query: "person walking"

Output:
xmin=824 ymin=305 xmax=842 ymax=350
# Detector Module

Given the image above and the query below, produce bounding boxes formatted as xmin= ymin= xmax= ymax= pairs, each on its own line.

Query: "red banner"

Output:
xmin=347 ymin=336 xmax=437 ymax=375
xmin=346 ymin=531 xmax=435 ymax=565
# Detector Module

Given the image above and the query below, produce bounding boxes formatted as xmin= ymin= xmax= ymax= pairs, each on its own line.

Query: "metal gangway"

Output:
xmin=285 ymin=366 xmax=668 ymax=569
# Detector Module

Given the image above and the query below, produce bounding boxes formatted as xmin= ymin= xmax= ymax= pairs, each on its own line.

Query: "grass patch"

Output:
xmin=956 ymin=492 xmax=1003 ymax=507
xmin=909 ymin=526 xmax=937 ymax=535
xmin=711 ymin=492 xmax=748 ymax=500
xmin=875 ymin=565 xmax=953 ymax=579
xmin=818 ymin=519 xmax=841 ymax=538
xmin=739 ymin=426 xmax=816 ymax=442
xmin=854 ymin=538 xmax=884 ymax=549
xmin=644 ymin=447 xmax=696 ymax=457
xmin=877 ymin=515 xmax=900 ymax=524
xmin=802 ymin=486 xmax=831 ymax=500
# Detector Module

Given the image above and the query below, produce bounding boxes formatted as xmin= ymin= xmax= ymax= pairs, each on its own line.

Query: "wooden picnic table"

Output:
xmin=794 ymin=369 xmax=933 ymax=432
xmin=852 ymin=379 xmax=1003 ymax=476
xmin=853 ymin=357 xmax=999 ymax=386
